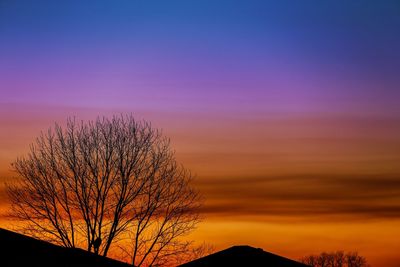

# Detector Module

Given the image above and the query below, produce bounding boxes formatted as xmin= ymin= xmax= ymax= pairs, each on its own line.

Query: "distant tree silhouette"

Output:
xmin=7 ymin=115 xmax=202 ymax=266
xmin=301 ymin=251 xmax=369 ymax=267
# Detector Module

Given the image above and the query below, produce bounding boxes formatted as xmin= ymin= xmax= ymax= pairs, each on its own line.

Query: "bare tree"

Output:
xmin=118 ymin=240 xmax=214 ymax=267
xmin=301 ymin=251 xmax=369 ymax=267
xmin=7 ymin=115 xmax=202 ymax=266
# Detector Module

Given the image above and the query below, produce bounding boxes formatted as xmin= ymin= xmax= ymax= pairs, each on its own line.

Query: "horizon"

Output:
xmin=1 ymin=1 xmax=400 ymax=267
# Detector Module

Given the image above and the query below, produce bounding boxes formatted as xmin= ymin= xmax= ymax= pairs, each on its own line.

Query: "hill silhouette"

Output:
xmin=0 ymin=228 xmax=130 ymax=267
xmin=179 ymin=245 xmax=310 ymax=267
xmin=0 ymin=228 xmax=310 ymax=267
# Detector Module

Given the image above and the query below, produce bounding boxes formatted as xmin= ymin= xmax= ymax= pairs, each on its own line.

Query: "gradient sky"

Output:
xmin=1 ymin=1 xmax=400 ymax=266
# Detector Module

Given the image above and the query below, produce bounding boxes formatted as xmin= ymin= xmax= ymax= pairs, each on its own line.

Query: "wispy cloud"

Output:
xmin=197 ymin=174 xmax=400 ymax=220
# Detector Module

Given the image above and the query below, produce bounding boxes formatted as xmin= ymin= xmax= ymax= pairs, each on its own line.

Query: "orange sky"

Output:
xmin=1 ymin=104 xmax=399 ymax=267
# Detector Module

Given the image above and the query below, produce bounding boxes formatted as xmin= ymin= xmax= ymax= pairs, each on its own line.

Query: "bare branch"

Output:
xmin=7 ymin=115 xmax=202 ymax=266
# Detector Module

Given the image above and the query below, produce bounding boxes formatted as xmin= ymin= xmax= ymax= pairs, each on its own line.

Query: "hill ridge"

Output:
xmin=179 ymin=244 xmax=310 ymax=267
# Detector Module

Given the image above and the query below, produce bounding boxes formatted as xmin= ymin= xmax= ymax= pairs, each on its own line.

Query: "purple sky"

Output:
xmin=1 ymin=1 xmax=400 ymax=116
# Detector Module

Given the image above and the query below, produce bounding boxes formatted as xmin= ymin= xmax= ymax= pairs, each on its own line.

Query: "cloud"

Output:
xmin=196 ymin=173 xmax=400 ymax=220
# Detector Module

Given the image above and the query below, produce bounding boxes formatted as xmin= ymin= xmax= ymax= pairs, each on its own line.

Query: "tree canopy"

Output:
xmin=301 ymin=251 xmax=369 ymax=267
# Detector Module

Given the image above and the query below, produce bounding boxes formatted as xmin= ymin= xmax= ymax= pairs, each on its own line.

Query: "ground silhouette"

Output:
xmin=1 ymin=228 xmax=310 ymax=267
xmin=0 ymin=228 xmax=131 ymax=267
xmin=179 ymin=245 xmax=310 ymax=267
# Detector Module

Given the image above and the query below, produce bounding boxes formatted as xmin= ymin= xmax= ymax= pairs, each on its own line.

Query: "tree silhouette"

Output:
xmin=7 ymin=115 xmax=201 ymax=266
xmin=301 ymin=251 xmax=369 ymax=267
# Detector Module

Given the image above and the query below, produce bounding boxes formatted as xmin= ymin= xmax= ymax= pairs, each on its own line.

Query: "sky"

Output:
xmin=1 ymin=0 xmax=400 ymax=266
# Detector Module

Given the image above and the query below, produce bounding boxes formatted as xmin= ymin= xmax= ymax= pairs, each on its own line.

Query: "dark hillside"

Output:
xmin=179 ymin=245 xmax=310 ymax=267
xmin=0 ymin=228 xmax=130 ymax=267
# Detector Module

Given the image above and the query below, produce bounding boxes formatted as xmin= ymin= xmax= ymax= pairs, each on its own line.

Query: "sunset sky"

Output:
xmin=1 ymin=1 xmax=400 ymax=266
